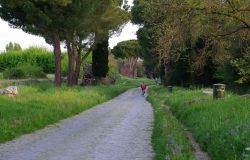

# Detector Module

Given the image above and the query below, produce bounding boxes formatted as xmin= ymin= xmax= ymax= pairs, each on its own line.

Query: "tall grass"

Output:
xmin=147 ymin=86 xmax=194 ymax=160
xmin=0 ymin=77 xmax=155 ymax=143
xmin=165 ymin=87 xmax=250 ymax=160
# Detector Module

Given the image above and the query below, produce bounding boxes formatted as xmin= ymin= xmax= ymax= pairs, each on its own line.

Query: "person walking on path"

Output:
xmin=140 ymin=82 xmax=147 ymax=96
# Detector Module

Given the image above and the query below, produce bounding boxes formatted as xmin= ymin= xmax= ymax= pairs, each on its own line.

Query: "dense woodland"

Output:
xmin=132 ymin=0 xmax=250 ymax=90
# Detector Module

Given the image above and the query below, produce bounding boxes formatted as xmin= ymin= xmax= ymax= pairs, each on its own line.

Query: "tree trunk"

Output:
xmin=73 ymin=51 xmax=82 ymax=85
xmin=67 ymin=53 xmax=75 ymax=86
xmin=132 ymin=57 xmax=138 ymax=77
xmin=73 ymin=46 xmax=93 ymax=85
xmin=66 ymin=31 xmax=77 ymax=86
xmin=53 ymin=32 xmax=62 ymax=86
xmin=128 ymin=57 xmax=138 ymax=78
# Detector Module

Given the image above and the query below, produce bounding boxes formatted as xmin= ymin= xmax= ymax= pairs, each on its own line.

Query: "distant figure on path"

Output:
xmin=140 ymin=82 xmax=147 ymax=96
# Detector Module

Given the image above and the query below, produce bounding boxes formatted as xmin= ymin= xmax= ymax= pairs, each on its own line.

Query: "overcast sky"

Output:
xmin=0 ymin=0 xmax=138 ymax=52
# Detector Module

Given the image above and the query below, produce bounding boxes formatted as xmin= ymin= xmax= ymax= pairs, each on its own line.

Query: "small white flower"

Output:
xmin=245 ymin=147 xmax=250 ymax=151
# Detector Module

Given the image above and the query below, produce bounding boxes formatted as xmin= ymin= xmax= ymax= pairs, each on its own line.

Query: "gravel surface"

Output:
xmin=0 ymin=89 xmax=154 ymax=160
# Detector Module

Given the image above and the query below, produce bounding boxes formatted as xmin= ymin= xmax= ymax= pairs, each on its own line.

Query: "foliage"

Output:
xmin=131 ymin=6 xmax=159 ymax=78
xmin=0 ymin=76 xmax=154 ymax=143
xmin=230 ymin=47 xmax=250 ymax=84
xmin=147 ymin=86 xmax=195 ymax=160
xmin=215 ymin=39 xmax=250 ymax=86
xmin=0 ymin=0 xmax=130 ymax=86
xmin=87 ymin=0 xmax=130 ymax=81
xmin=0 ymin=47 xmax=55 ymax=73
xmin=60 ymin=0 xmax=130 ymax=85
xmin=0 ymin=0 xmax=72 ymax=40
xmin=112 ymin=40 xmax=142 ymax=77
xmin=87 ymin=0 xmax=130 ymax=41
xmin=5 ymin=42 xmax=22 ymax=51
xmin=132 ymin=0 xmax=250 ymax=86
xmin=108 ymin=64 xmax=119 ymax=80
xmin=17 ymin=64 xmax=46 ymax=78
xmin=92 ymin=38 xmax=109 ymax=78
xmin=165 ymin=87 xmax=250 ymax=160
xmin=3 ymin=64 xmax=46 ymax=79
xmin=3 ymin=67 xmax=25 ymax=79
xmin=0 ymin=0 xmax=84 ymax=85
xmin=112 ymin=40 xmax=141 ymax=59
xmin=133 ymin=0 xmax=249 ymax=64
xmin=61 ymin=54 xmax=69 ymax=77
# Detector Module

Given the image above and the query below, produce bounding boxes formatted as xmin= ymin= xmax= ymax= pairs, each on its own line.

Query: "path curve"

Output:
xmin=0 ymin=89 xmax=154 ymax=160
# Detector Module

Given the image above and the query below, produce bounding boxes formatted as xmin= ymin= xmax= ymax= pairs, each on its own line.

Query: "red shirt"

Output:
xmin=140 ymin=84 xmax=147 ymax=90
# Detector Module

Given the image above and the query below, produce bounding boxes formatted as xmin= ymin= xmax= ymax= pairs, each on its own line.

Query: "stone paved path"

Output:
xmin=0 ymin=89 xmax=154 ymax=160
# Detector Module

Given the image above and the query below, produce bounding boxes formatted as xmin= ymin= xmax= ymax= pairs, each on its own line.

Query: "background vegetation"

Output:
xmin=132 ymin=0 xmax=250 ymax=91
xmin=112 ymin=40 xmax=141 ymax=77
xmin=3 ymin=64 xmax=46 ymax=79
xmin=0 ymin=47 xmax=55 ymax=73
xmin=0 ymin=0 xmax=130 ymax=86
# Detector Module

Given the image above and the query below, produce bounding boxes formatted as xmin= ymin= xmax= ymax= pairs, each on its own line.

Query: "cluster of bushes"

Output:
xmin=155 ymin=38 xmax=250 ymax=95
xmin=165 ymin=87 xmax=250 ymax=160
xmin=0 ymin=46 xmax=116 ymax=80
xmin=3 ymin=64 xmax=46 ymax=79
xmin=0 ymin=47 xmax=55 ymax=73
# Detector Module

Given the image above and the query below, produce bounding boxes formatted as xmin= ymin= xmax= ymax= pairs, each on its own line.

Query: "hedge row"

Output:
xmin=3 ymin=64 xmax=46 ymax=79
xmin=0 ymin=47 xmax=55 ymax=73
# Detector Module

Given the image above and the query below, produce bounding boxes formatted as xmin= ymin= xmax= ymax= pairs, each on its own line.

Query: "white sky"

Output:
xmin=0 ymin=0 xmax=138 ymax=52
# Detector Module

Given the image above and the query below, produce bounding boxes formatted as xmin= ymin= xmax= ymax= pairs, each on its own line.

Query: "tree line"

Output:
xmin=5 ymin=42 xmax=22 ymax=51
xmin=0 ymin=0 xmax=130 ymax=86
xmin=132 ymin=0 xmax=250 ymax=88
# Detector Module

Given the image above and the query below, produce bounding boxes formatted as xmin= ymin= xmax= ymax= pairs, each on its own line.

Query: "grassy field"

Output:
xmin=164 ymin=87 xmax=250 ymax=160
xmin=0 ymin=76 xmax=155 ymax=143
xmin=147 ymin=86 xmax=194 ymax=160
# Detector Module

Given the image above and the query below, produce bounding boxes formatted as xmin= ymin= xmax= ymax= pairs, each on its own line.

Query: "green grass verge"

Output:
xmin=147 ymin=86 xmax=195 ymax=160
xmin=0 ymin=72 xmax=3 ymax=80
xmin=0 ymin=76 xmax=155 ymax=144
xmin=165 ymin=87 xmax=250 ymax=160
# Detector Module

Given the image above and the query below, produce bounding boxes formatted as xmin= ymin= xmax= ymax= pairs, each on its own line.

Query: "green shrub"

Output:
xmin=18 ymin=64 xmax=46 ymax=78
xmin=0 ymin=47 xmax=55 ymax=73
xmin=61 ymin=54 xmax=68 ymax=77
xmin=3 ymin=64 xmax=46 ymax=79
xmin=108 ymin=64 xmax=119 ymax=80
xmin=61 ymin=53 xmax=92 ymax=77
xmin=3 ymin=67 xmax=25 ymax=79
